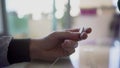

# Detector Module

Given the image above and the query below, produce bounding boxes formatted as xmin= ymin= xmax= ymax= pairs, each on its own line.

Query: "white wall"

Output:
xmin=80 ymin=0 xmax=113 ymax=8
xmin=28 ymin=18 xmax=52 ymax=38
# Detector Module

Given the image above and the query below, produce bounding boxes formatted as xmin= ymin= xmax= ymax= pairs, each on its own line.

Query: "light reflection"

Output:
xmin=109 ymin=40 xmax=120 ymax=68
xmin=70 ymin=0 xmax=80 ymax=8
xmin=114 ymin=40 xmax=120 ymax=47
xmin=55 ymin=0 xmax=68 ymax=10
xmin=32 ymin=13 xmax=42 ymax=21
xmin=112 ymin=0 xmax=120 ymax=13
xmin=70 ymin=8 xmax=80 ymax=17
xmin=112 ymin=0 xmax=118 ymax=7
xmin=6 ymin=0 xmax=53 ymax=19
xmin=70 ymin=47 xmax=80 ymax=68
xmin=16 ymin=10 xmax=29 ymax=19
xmin=6 ymin=0 xmax=81 ymax=19
xmin=70 ymin=0 xmax=80 ymax=17
xmin=55 ymin=10 xmax=64 ymax=19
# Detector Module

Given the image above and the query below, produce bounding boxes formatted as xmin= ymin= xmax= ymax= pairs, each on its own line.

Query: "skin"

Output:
xmin=30 ymin=28 xmax=92 ymax=61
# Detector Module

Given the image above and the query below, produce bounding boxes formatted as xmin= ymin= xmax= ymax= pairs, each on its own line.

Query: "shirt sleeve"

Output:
xmin=0 ymin=36 xmax=12 ymax=67
xmin=7 ymin=38 xmax=30 ymax=64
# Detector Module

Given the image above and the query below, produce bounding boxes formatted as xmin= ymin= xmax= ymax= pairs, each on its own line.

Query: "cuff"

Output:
xmin=7 ymin=38 xmax=31 ymax=64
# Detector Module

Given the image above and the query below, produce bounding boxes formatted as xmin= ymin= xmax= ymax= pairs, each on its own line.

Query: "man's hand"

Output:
xmin=30 ymin=28 xmax=92 ymax=61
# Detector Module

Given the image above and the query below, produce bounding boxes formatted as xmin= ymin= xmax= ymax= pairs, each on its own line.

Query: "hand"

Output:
xmin=30 ymin=28 xmax=92 ymax=61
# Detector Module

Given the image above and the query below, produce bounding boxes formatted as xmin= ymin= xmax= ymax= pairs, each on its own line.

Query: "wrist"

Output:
xmin=30 ymin=39 xmax=43 ymax=61
xmin=30 ymin=38 xmax=55 ymax=61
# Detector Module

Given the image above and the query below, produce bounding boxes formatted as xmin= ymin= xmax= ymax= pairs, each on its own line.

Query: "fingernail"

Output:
xmin=86 ymin=28 xmax=92 ymax=33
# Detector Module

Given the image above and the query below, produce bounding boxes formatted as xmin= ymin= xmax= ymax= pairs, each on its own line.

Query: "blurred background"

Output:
xmin=0 ymin=0 xmax=120 ymax=68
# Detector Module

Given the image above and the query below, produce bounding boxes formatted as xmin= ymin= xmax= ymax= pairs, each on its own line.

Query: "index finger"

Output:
xmin=66 ymin=28 xmax=80 ymax=32
xmin=66 ymin=27 xmax=92 ymax=34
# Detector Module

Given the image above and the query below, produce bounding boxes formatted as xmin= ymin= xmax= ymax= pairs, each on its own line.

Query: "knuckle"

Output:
xmin=50 ymin=31 xmax=59 ymax=38
xmin=65 ymin=31 xmax=71 ymax=34
xmin=71 ymin=49 xmax=75 ymax=53
xmin=65 ymin=49 xmax=75 ymax=56
xmin=52 ymin=32 xmax=58 ymax=35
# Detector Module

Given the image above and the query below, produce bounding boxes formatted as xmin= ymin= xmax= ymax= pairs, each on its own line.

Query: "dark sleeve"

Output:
xmin=7 ymin=38 xmax=31 ymax=64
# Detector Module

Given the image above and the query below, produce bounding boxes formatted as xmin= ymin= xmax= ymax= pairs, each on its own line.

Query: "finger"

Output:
xmin=64 ymin=48 xmax=75 ymax=55
xmin=51 ymin=27 xmax=90 ymax=41
xmin=61 ymin=40 xmax=77 ymax=55
xmin=66 ymin=27 xmax=92 ymax=34
xmin=80 ymin=32 xmax=88 ymax=40
xmin=54 ymin=31 xmax=80 ymax=41
xmin=83 ymin=27 xmax=92 ymax=34
xmin=66 ymin=28 xmax=80 ymax=32
xmin=66 ymin=49 xmax=75 ymax=55
xmin=62 ymin=49 xmax=75 ymax=57
xmin=55 ymin=31 xmax=88 ymax=41
xmin=62 ymin=40 xmax=78 ymax=48
xmin=48 ymin=48 xmax=74 ymax=57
